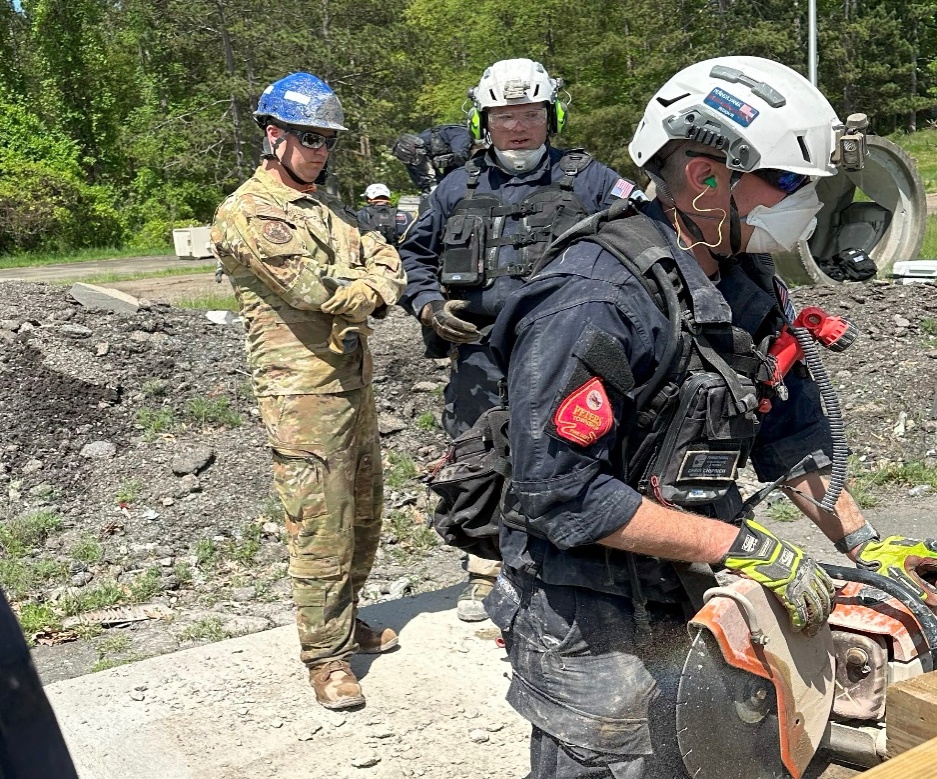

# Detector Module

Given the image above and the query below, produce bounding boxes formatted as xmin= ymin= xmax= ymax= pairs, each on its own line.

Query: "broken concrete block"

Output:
xmin=69 ymin=283 xmax=140 ymax=314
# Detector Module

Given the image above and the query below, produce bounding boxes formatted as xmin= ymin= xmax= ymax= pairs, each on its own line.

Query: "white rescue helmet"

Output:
xmin=468 ymin=58 xmax=567 ymax=138
xmin=629 ymin=56 xmax=842 ymax=178
xmin=364 ymin=183 xmax=391 ymax=200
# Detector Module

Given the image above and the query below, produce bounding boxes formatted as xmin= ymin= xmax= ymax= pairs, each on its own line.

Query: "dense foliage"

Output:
xmin=2 ymin=0 xmax=936 ymax=253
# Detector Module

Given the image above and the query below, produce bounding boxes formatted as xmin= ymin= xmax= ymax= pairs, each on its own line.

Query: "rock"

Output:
xmin=205 ymin=310 xmax=240 ymax=325
xmin=230 ymin=587 xmax=255 ymax=602
xmin=161 ymin=497 xmax=175 ymax=507
xmin=69 ymin=282 xmax=141 ymax=314
xmin=378 ymin=414 xmax=407 ymax=435
xmin=351 ymin=755 xmax=381 ymax=768
xmin=269 ymin=719 xmax=284 ymax=729
xmin=295 ymin=722 xmax=323 ymax=740
xmin=130 ymin=690 xmax=145 ymax=702
xmin=909 ymin=485 xmax=932 ymax=498
xmin=80 ymin=441 xmax=117 ymax=459
xmin=171 ymin=445 xmax=214 ymax=475
xmin=58 ymin=324 xmax=93 ymax=339
xmin=95 ymin=341 xmax=110 ymax=357
xmin=176 ymin=474 xmax=201 ymax=495
xmin=411 ymin=381 xmax=438 ymax=392
xmin=22 ymin=458 xmax=43 ymax=474
xmin=468 ymin=729 xmax=490 ymax=743
xmin=0 ymin=319 xmax=21 ymax=332
xmin=894 ymin=315 xmax=911 ymax=328
xmin=70 ymin=571 xmax=93 ymax=587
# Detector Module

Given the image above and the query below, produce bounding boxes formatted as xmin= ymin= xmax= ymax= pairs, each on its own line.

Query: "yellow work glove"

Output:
xmin=722 ymin=519 xmax=835 ymax=635
xmin=855 ymin=536 xmax=937 ymax=607
xmin=321 ymin=280 xmax=382 ymax=321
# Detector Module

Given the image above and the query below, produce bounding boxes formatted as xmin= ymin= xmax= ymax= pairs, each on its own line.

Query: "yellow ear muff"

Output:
xmin=554 ymin=100 xmax=568 ymax=134
xmin=468 ymin=108 xmax=483 ymax=141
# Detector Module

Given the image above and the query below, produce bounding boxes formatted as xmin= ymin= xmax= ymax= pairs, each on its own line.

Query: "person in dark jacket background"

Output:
xmin=398 ymin=57 xmax=641 ymax=624
xmin=357 ymin=183 xmax=413 ymax=246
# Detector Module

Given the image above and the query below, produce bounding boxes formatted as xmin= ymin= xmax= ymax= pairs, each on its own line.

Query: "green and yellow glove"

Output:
xmin=723 ymin=519 xmax=835 ymax=634
xmin=321 ymin=279 xmax=382 ymax=321
xmin=854 ymin=536 xmax=937 ymax=607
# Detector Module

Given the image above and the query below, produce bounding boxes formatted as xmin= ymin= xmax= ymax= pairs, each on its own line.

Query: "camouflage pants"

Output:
xmin=258 ymin=387 xmax=382 ymax=667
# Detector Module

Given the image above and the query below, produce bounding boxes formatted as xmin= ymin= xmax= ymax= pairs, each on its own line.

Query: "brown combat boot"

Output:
xmin=309 ymin=660 xmax=365 ymax=710
xmin=354 ymin=619 xmax=399 ymax=654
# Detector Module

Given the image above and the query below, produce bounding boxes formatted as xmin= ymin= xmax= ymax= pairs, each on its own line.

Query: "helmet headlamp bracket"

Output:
xmin=833 ymin=113 xmax=868 ymax=172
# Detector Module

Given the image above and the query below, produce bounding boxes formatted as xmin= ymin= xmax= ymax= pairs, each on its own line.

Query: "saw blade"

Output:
xmin=676 ymin=629 xmax=791 ymax=779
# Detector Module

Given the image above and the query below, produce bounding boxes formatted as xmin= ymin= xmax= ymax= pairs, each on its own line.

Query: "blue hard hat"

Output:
xmin=253 ymin=73 xmax=348 ymax=132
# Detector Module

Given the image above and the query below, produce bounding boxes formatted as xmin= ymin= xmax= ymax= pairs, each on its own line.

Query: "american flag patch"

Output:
xmin=773 ymin=276 xmax=797 ymax=324
xmin=609 ymin=178 xmax=635 ymax=200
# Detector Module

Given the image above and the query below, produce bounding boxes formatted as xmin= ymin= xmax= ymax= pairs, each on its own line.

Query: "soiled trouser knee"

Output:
xmin=261 ymin=388 xmax=382 ymax=667
xmin=529 ymin=727 xmax=647 ymax=779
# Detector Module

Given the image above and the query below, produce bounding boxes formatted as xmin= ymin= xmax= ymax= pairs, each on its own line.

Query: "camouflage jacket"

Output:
xmin=211 ymin=166 xmax=406 ymax=395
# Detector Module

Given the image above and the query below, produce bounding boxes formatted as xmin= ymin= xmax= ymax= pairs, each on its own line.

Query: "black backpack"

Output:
xmin=363 ymin=204 xmax=399 ymax=245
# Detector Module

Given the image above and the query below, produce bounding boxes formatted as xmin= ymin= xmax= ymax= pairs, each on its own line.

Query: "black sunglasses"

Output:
xmin=283 ymin=127 xmax=338 ymax=151
xmin=751 ymin=168 xmax=810 ymax=194
xmin=683 ymin=150 xmax=809 ymax=195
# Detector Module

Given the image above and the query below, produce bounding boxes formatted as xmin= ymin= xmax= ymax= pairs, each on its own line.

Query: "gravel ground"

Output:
xmin=1 ymin=276 xmax=937 ymax=694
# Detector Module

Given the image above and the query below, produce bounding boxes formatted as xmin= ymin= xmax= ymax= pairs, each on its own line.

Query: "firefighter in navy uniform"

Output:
xmin=357 ymin=183 xmax=413 ymax=246
xmin=399 ymin=58 xmax=641 ymax=622
xmin=485 ymin=56 xmax=937 ymax=779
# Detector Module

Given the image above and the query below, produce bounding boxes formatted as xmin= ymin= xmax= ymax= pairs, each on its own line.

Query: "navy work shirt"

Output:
xmin=356 ymin=203 xmax=413 ymax=245
xmin=399 ymin=146 xmax=631 ymax=322
xmin=488 ymin=202 xmax=834 ymax=598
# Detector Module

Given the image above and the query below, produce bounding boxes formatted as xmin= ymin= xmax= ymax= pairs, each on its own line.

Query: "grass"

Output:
xmin=0 ymin=244 xmax=172 ymax=269
xmin=385 ymin=509 xmax=438 ymax=562
xmin=17 ymin=602 xmax=62 ymax=637
xmin=63 ymin=264 xmax=214 ymax=284
xmin=0 ymin=510 xmax=62 ymax=557
xmin=71 ymin=535 xmax=103 ymax=564
xmin=176 ymin=292 xmax=238 ymax=310
xmin=892 ymin=129 xmax=937 ymax=194
xmin=416 ymin=411 xmax=437 ymax=431
xmin=385 ymin=451 xmax=419 ymax=489
xmin=173 ymin=561 xmax=193 ymax=586
xmin=227 ymin=523 xmax=261 ymax=565
xmin=128 ymin=567 xmax=162 ymax=602
xmin=919 ymin=215 xmax=937 ymax=261
xmin=258 ymin=494 xmax=285 ymax=525
xmin=115 ymin=478 xmax=143 ymax=505
xmin=59 ymin=580 xmax=125 ymax=616
xmin=767 ymin=499 xmax=800 ymax=522
xmin=180 ymin=616 xmax=228 ymax=643
xmin=185 ymin=395 xmax=241 ymax=427
xmin=136 ymin=406 xmax=175 ymax=441
xmin=196 ymin=538 xmax=217 ymax=569
xmin=142 ymin=379 xmax=168 ymax=397
xmin=0 ymin=558 xmax=69 ymax=600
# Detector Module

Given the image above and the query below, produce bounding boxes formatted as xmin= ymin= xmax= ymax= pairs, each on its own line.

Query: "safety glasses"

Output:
xmin=487 ymin=108 xmax=548 ymax=130
xmin=751 ymin=168 xmax=810 ymax=195
xmin=284 ymin=127 xmax=338 ymax=151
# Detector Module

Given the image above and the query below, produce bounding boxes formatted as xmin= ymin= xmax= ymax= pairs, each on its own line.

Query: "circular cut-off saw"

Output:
xmin=676 ymin=565 xmax=937 ymax=778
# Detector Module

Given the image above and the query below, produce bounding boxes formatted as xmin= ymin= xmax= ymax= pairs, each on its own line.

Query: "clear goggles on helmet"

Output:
xmin=487 ymin=107 xmax=548 ymax=130
xmin=283 ymin=127 xmax=339 ymax=151
xmin=685 ymin=150 xmax=809 ymax=195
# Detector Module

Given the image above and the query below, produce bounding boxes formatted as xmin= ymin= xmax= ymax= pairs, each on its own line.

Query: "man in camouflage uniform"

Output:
xmin=211 ymin=73 xmax=406 ymax=710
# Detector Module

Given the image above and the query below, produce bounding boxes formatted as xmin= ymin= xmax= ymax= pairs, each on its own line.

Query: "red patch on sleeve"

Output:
xmin=553 ymin=377 xmax=613 ymax=446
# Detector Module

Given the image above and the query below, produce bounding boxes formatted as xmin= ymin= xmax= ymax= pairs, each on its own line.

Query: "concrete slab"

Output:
xmin=45 ymin=585 xmax=530 ymax=779
xmin=69 ymin=282 xmax=140 ymax=314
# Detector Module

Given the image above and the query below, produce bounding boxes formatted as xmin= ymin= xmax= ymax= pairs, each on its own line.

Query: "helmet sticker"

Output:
xmin=704 ymin=87 xmax=760 ymax=127
xmin=283 ymin=90 xmax=311 ymax=105
xmin=262 ymin=221 xmax=293 ymax=244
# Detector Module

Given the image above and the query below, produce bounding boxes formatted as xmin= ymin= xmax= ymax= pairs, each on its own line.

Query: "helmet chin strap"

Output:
xmin=268 ymin=135 xmax=318 ymax=188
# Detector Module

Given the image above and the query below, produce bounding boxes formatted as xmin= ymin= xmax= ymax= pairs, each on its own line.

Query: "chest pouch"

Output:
xmin=440 ymin=194 xmax=501 ymax=287
xmin=642 ymin=371 xmax=760 ymax=508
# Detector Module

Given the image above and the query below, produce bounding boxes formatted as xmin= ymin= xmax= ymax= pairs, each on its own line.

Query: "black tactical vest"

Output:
xmin=363 ymin=203 xmax=398 ymax=245
xmin=439 ymin=150 xmax=594 ymax=287
xmin=531 ymin=201 xmax=780 ymax=512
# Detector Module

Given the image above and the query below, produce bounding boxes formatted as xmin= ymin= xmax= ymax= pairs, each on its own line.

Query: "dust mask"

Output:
xmin=493 ymin=145 xmax=546 ymax=174
xmin=743 ymin=181 xmax=822 ymax=254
